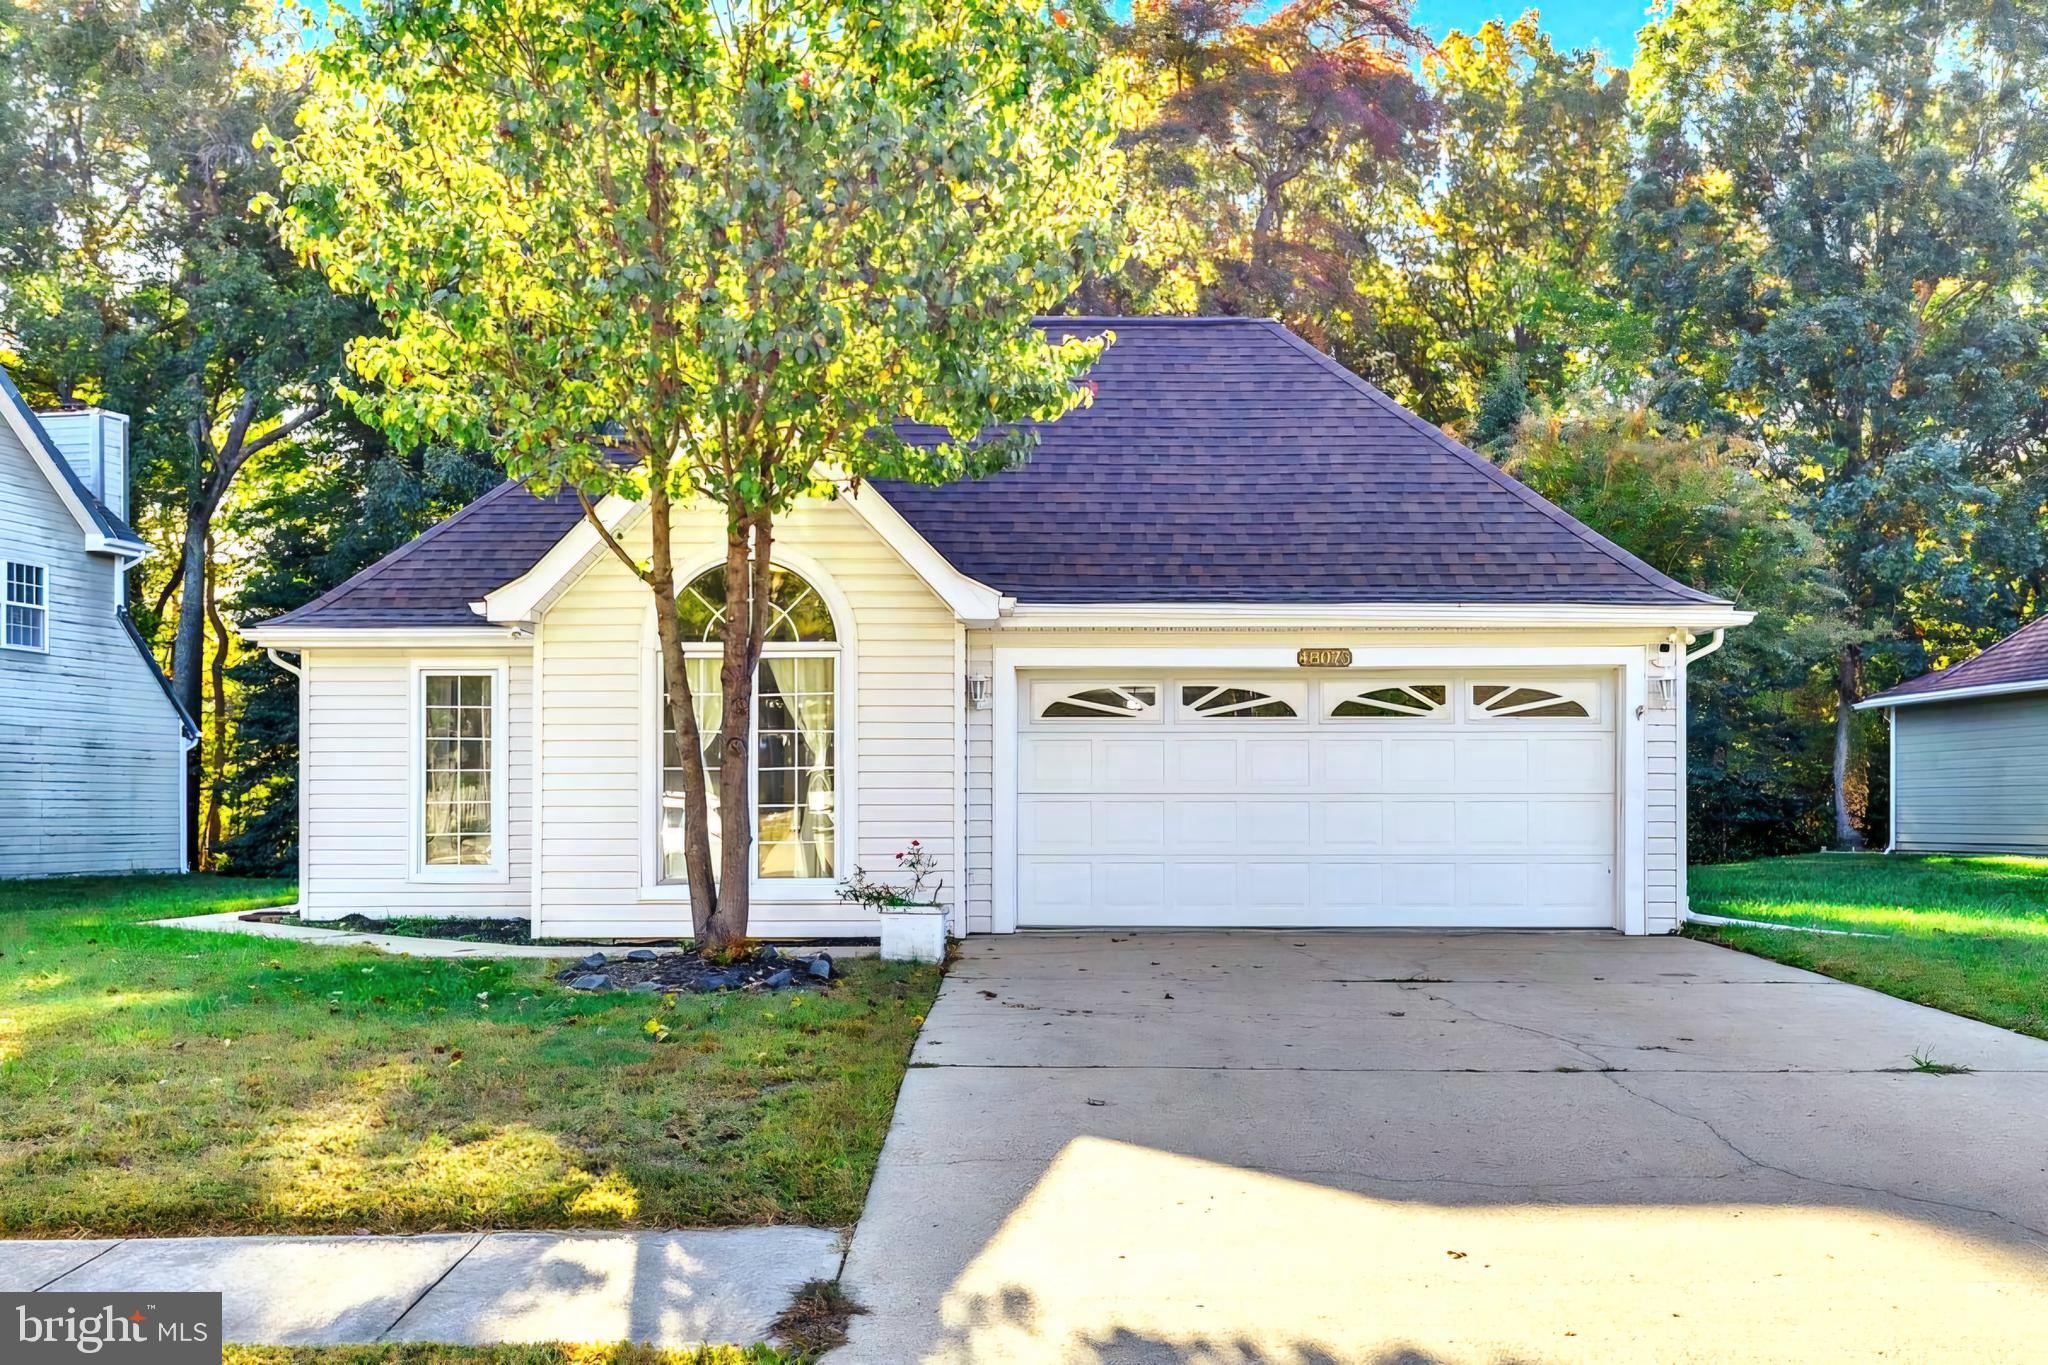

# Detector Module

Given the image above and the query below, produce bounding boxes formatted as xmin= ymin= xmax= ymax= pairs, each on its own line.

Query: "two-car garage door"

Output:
xmin=1016 ymin=671 xmax=1619 ymax=929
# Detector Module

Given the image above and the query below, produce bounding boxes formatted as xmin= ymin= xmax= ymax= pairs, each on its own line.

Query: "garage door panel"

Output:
xmin=1244 ymin=738 xmax=1312 ymax=786
xmin=1313 ymin=862 xmax=1383 ymax=910
xmin=1532 ymin=798 xmax=1614 ymax=852
xmin=1097 ymin=861 xmax=1165 ymax=914
xmin=1016 ymin=671 xmax=1618 ymax=930
xmin=1457 ymin=799 xmax=1532 ymax=849
xmin=1316 ymin=739 xmax=1383 ymax=790
xmin=1456 ymin=738 xmax=1531 ymax=789
xmin=1242 ymin=801 xmax=1314 ymax=849
xmin=1316 ymin=801 xmax=1384 ymax=850
xmin=1387 ymin=738 xmax=1457 ymax=789
xmin=1529 ymin=736 xmax=1615 ymax=791
xmin=1171 ymin=738 xmax=1238 ymax=787
xmin=1389 ymin=800 xmax=1459 ymax=851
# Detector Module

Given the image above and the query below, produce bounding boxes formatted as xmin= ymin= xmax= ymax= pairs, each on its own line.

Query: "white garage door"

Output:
xmin=1016 ymin=671 xmax=1618 ymax=929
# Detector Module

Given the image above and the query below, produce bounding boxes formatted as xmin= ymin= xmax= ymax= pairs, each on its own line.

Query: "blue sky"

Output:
xmin=1409 ymin=1 xmax=1652 ymax=63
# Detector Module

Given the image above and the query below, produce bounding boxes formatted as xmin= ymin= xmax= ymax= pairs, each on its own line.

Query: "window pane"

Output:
xmin=659 ymin=653 xmax=835 ymax=882
xmin=423 ymin=673 xmax=492 ymax=866
xmin=674 ymin=564 xmax=837 ymax=643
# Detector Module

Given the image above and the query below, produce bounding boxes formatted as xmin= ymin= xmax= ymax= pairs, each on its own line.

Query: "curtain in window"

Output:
xmin=758 ymin=655 xmax=835 ymax=878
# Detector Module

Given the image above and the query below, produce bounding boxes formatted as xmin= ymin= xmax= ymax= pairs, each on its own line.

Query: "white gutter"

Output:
xmin=1885 ymin=707 xmax=1898 ymax=854
xmin=1855 ymin=677 xmax=2048 ymax=710
xmin=265 ymin=647 xmax=304 ymax=680
xmin=242 ymin=624 xmax=533 ymax=650
xmin=998 ymin=602 xmax=1755 ymax=631
xmin=1684 ymin=628 xmax=1726 ymax=664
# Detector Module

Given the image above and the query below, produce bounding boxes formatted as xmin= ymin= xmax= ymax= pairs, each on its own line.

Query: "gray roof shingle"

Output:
xmin=1865 ymin=615 xmax=2048 ymax=706
xmin=260 ymin=316 xmax=1724 ymax=630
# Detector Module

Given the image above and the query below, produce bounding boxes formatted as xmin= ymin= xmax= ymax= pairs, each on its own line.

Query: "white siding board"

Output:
xmin=0 ymin=414 xmax=184 ymax=877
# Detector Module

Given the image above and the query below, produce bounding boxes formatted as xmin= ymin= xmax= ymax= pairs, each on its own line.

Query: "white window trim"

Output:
xmin=637 ymin=548 xmax=859 ymax=903
xmin=3 ymin=558 xmax=49 ymax=654
xmin=992 ymin=645 xmax=1648 ymax=935
xmin=408 ymin=659 xmax=511 ymax=883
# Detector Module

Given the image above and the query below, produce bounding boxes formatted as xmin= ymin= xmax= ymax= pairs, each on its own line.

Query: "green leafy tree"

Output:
xmin=270 ymin=0 xmax=1127 ymax=948
xmin=0 ymin=0 xmax=364 ymax=857
xmin=1501 ymin=406 xmax=1853 ymax=859
xmin=1359 ymin=14 xmax=1632 ymax=428
xmin=1618 ymin=0 xmax=2048 ymax=846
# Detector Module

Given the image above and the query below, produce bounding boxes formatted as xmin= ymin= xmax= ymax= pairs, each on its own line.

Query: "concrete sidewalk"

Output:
xmin=3 ymin=1228 xmax=841 ymax=1347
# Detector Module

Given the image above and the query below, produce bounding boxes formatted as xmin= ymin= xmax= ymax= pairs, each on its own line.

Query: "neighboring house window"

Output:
xmin=4 ymin=561 xmax=46 ymax=651
xmin=419 ymin=671 xmax=499 ymax=870
xmin=660 ymin=563 xmax=838 ymax=882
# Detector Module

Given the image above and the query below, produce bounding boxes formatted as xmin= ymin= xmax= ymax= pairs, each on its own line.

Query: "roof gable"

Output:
xmin=251 ymin=317 xmax=1727 ymax=633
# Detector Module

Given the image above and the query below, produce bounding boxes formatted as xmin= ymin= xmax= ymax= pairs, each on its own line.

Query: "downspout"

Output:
xmin=1684 ymin=629 xmax=1725 ymax=665
xmin=1678 ymin=629 xmax=1726 ymax=926
xmin=267 ymin=648 xmax=308 ymax=904
xmin=1885 ymin=707 xmax=1898 ymax=854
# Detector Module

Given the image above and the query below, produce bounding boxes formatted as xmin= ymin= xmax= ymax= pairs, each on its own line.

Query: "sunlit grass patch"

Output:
xmin=1687 ymin=853 xmax=2048 ymax=1039
xmin=1 ymin=875 xmax=938 ymax=1236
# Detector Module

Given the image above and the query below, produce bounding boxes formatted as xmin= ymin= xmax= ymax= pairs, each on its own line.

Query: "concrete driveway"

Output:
xmin=835 ymin=931 xmax=2048 ymax=1363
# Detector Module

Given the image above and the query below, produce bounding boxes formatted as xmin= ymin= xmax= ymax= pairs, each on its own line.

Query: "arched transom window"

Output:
xmin=661 ymin=564 xmax=839 ymax=883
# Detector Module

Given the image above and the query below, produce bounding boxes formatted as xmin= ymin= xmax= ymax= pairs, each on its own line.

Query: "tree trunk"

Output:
xmin=1832 ymin=643 xmax=1866 ymax=851
xmin=645 ymin=478 xmax=720 ymax=940
xmin=200 ymin=542 xmax=229 ymax=869
xmin=170 ymin=499 xmax=215 ymax=863
xmin=703 ymin=508 xmax=771 ymax=955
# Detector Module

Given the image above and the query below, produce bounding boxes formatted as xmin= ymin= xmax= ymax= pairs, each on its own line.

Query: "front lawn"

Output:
xmin=1685 ymin=853 xmax=2048 ymax=1039
xmin=0 ymin=876 xmax=938 ymax=1237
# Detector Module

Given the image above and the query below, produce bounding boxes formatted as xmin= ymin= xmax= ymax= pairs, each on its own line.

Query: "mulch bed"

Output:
xmin=555 ymin=945 xmax=837 ymax=994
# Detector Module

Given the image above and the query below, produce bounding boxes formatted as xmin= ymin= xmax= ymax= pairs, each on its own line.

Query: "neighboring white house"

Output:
xmin=0 ymin=371 xmax=196 ymax=878
xmin=246 ymin=318 xmax=1751 ymax=938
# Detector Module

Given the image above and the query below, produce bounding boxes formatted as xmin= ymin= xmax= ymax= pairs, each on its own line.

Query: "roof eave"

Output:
xmin=241 ymin=623 xmax=536 ymax=650
xmin=1856 ymin=677 xmax=2048 ymax=710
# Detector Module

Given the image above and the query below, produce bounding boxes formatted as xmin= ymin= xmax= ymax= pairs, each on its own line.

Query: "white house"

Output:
xmin=0 ymin=371 xmax=196 ymax=877
xmin=246 ymin=318 xmax=1750 ymax=938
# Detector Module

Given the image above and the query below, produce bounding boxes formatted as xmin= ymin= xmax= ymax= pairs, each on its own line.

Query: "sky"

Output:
xmin=1407 ymin=1 xmax=1653 ymax=63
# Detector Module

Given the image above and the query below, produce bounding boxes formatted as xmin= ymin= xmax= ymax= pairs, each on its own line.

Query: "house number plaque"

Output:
xmin=1296 ymin=648 xmax=1353 ymax=668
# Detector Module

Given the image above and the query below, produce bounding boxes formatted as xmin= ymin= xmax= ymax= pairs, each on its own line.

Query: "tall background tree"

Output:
xmin=270 ymin=0 xmax=1128 ymax=946
xmin=0 ymin=0 xmax=364 ymax=859
xmin=1618 ymin=0 xmax=2048 ymax=846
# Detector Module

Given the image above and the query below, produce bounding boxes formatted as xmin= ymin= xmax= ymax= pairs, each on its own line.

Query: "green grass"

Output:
xmin=0 ymin=875 xmax=939 ymax=1237
xmin=1685 ymin=853 xmax=2048 ymax=1038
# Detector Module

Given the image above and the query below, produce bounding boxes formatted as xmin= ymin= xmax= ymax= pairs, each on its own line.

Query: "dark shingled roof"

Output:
xmin=1865 ymin=615 xmax=2048 ymax=706
xmin=262 ymin=478 xmax=588 ymax=629
xmin=878 ymin=318 xmax=1722 ymax=606
xmin=260 ymin=316 xmax=1723 ymax=630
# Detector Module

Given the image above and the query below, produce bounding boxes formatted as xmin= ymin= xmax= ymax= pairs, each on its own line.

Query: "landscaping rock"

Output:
xmin=552 ymin=947 xmax=838 ymax=996
xmin=577 ymin=952 xmax=608 ymax=971
xmin=759 ymin=945 xmax=780 ymax=961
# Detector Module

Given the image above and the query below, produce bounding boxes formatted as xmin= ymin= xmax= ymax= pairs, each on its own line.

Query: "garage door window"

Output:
xmin=1326 ymin=682 xmax=1447 ymax=719
xmin=1180 ymin=683 xmax=1303 ymax=719
xmin=1470 ymin=682 xmax=1593 ymax=719
xmin=1037 ymin=683 xmax=1159 ymax=720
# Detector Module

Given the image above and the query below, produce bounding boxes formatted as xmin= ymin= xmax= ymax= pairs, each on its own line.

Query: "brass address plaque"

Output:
xmin=1296 ymin=647 xmax=1353 ymax=668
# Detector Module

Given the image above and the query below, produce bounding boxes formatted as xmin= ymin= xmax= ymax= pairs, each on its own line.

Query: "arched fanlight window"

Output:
xmin=675 ymin=564 xmax=837 ymax=643
xmin=661 ymin=563 xmax=839 ymax=884
xmin=1470 ymin=682 xmax=1592 ymax=719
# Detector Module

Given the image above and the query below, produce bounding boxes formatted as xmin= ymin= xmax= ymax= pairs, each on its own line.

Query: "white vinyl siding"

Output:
xmin=1892 ymin=694 xmax=2048 ymax=854
xmin=299 ymin=649 xmax=532 ymax=917
xmin=0 ymin=417 xmax=184 ymax=877
xmin=532 ymin=495 xmax=960 ymax=938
